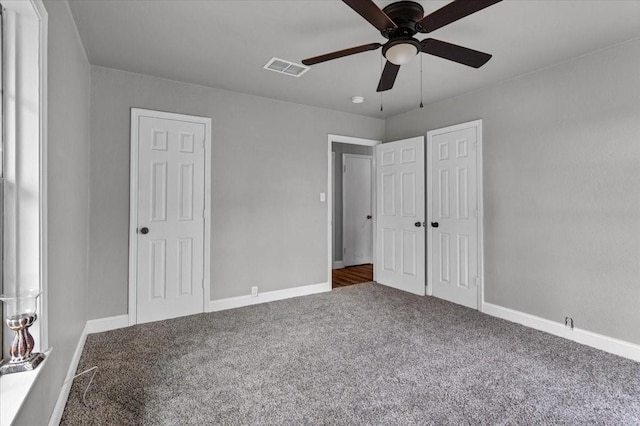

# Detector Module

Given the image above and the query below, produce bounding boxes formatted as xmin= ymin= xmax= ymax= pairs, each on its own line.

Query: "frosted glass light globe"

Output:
xmin=385 ymin=43 xmax=418 ymax=65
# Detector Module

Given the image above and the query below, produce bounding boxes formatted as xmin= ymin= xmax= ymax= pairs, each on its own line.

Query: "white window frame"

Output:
xmin=0 ymin=1 xmax=48 ymax=424
xmin=1 ymin=0 xmax=48 ymax=354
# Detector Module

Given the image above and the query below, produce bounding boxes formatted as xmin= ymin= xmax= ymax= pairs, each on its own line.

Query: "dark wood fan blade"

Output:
xmin=302 ymin=43 xmax=382 ymax=66
xmin=343 ymin=0 xmax=397 ymax=31
xmin=417 ymin=0 xmax=502 ymax=33
xmin=421 ymin=38 xmax=492 ymax=68
xmin=377 ymin=61 xmax=400 ymax=92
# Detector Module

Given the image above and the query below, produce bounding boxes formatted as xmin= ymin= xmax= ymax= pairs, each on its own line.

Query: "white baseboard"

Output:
xmin=85 ymin=314 xmax=130 ymax=334
xmin=333 ymin=261 xmax=344 ymax=270
xmin=208 ymin=282 xmax=331 ymax=312
xmin=482 ymin=302 xmax=640 ymax=362
xmin=48 ymin=315 xmax=129 ymax=425
xmin=48 ymin=323 xmax=89 ymax=426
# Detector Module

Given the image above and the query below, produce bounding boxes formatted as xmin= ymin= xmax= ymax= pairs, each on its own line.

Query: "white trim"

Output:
xmin=0 ymin=0 xmax=48 ymax=351
xmin=32 ymin=0 xmax=49 ymax=352
xmin=331 ymin=152 xmax=335 ymax=265
xmin=333 ymin=261 xmax=344 ymax=270
xmin=85 ymin=314 xmax=130 ymax=334
xmin=48 ymin=323 xmax=87 ymax=426
xmin=208 ymin=282 xmax=330 ymax=313
xmin=128 ymin=110 xmax=139 ymax=326
xmin=426 ymin=120 xmax=484 ymax=310
xmin=330 ymin=135 xmax=380 ymax=147
xmin=482 ymin=302 xmax=640 ymax=362
xmin=327 ymin=135 xmax=380 ymax=289
xmin=128 ymin=109 xmax=212 ymax=326
xmin=0 ymin=3 xmax=49 ymax=424
xmin=477 ymin=122 xmax=484 ymax=310
xmin=203 ymin=118 xmax=212 ymax=321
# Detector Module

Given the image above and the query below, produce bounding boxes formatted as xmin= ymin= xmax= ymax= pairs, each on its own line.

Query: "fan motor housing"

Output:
xmin=380 ymin=1 xmax=424 ymax=39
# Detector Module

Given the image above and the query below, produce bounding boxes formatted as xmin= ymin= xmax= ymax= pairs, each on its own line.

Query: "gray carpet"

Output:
xmin=61 ymin=283 xmax=640 ymax=425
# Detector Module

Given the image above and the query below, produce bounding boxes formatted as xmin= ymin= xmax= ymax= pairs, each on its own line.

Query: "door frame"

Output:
xmin=426 ymin=119 xmax=484 ymax=310
xmin=327 ymin=135 xmax=380 ymax=286
xmin=342 ymin=153 xmax=373 ymax=267
xmin=128 ymin=108 xmax=212 ymax=325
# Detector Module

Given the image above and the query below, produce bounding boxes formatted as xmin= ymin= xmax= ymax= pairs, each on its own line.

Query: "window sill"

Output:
xmin=0 ymin=348 xmax=52 ymax=426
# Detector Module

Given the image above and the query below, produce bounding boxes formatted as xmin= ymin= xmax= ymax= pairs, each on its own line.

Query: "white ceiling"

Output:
xmin=67 ymin=0 xmax=640 ymax=118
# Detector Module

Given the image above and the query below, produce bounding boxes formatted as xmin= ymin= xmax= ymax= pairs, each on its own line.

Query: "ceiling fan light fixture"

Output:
xmin=383 ymin=40 xmax=419 ymax=66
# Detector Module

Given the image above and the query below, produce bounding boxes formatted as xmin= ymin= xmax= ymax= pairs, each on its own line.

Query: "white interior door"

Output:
xmin=134 ymin=112 xmax=206 ymax=324
xmin=343 ymin=154 xmax=373 ymax=266
xmin=375 ymin=137 xmax=425 ymax=295
xmin=428 ymin=121 xmax=481 ymax=309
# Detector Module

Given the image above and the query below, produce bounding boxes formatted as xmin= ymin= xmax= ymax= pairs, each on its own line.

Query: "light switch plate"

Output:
xmin=320 ymin=192 xmax=326 ymax=202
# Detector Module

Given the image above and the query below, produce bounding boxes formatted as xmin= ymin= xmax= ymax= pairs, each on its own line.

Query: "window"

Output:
xmin=0 ymin=4 xmax=4 ymax=358
xmin=0 ymin=0 xmax=47 ymax=360
xmin=0 ymin=0 xmax=47 ymax=422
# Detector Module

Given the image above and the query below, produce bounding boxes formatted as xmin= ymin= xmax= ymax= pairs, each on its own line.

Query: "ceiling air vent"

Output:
xmin=263 ymin=57 xmax=310 ymax=77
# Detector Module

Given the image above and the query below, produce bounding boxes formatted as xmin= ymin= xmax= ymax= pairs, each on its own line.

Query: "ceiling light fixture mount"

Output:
xmin=351 ymin=96 xmax=365 ymax=104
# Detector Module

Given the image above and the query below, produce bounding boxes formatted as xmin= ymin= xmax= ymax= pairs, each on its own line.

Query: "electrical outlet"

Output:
xmin=564 ymin=317 xmax=574 ymax=330
xmin=251 ymin=286 xmax=258 ymax=297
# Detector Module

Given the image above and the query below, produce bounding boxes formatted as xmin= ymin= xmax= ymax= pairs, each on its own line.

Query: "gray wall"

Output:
xmin=15 ymin=1 xmax=91 ymax=424
xmin=386 ymin=38 xmax=640 ymax=344
xmin=331 ymin=143 xmax=373 ymax=264
xmin=88 ymin=67 xmax=384 ymax=318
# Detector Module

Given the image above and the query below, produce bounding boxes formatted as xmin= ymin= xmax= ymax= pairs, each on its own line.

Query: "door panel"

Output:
xmin=375 ymin=137 xmax=425 ymax=295
xmin=136 ymin=115 xmax=205 ymax=324
xmin=343 ymin=154 xmax=373 ymax=266
xmin=429 ymin=124 xmax=480 ymax=309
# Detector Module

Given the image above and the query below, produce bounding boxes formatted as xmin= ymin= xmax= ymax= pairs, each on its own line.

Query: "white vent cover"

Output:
xmin=263 ymin=57 xmax=310 ymax=77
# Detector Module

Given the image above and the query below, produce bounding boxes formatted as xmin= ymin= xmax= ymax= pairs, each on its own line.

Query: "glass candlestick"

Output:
xmin=0 ymin=289 xmax=46 ymax=375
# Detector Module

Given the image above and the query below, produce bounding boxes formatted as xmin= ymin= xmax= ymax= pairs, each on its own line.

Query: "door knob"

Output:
xmin=414 ymin=222 xmax=422 ymax=227
xmin=431 ymin=222 xmax=439 ymax=228
xmin=366 ymin=215 xmax=372 ymax=219
xmin=140 ymin=227 xmax=150 ymax=235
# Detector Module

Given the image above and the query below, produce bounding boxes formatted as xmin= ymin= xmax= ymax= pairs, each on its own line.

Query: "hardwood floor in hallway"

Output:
xmin=332 ymin=264 xmax=373 ymax=288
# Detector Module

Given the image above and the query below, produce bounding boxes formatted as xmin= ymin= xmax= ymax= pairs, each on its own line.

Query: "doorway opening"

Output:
xmin=327 ymin=135 xmax=380 ymax=289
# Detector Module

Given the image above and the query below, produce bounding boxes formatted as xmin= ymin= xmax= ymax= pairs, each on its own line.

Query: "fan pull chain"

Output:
xmin=420 ymin=54 xmax=424 ymax=109
xmin=380 ymin=55 xmax=384 ymax=112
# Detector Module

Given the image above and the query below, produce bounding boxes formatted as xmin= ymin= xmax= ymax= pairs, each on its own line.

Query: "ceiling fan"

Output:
xmin=302 ymin=0 xmax=502 ymax=92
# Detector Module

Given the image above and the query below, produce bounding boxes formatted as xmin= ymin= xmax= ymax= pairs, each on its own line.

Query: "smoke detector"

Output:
xmin=263 ymin=57 xmax=310 ymax=77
